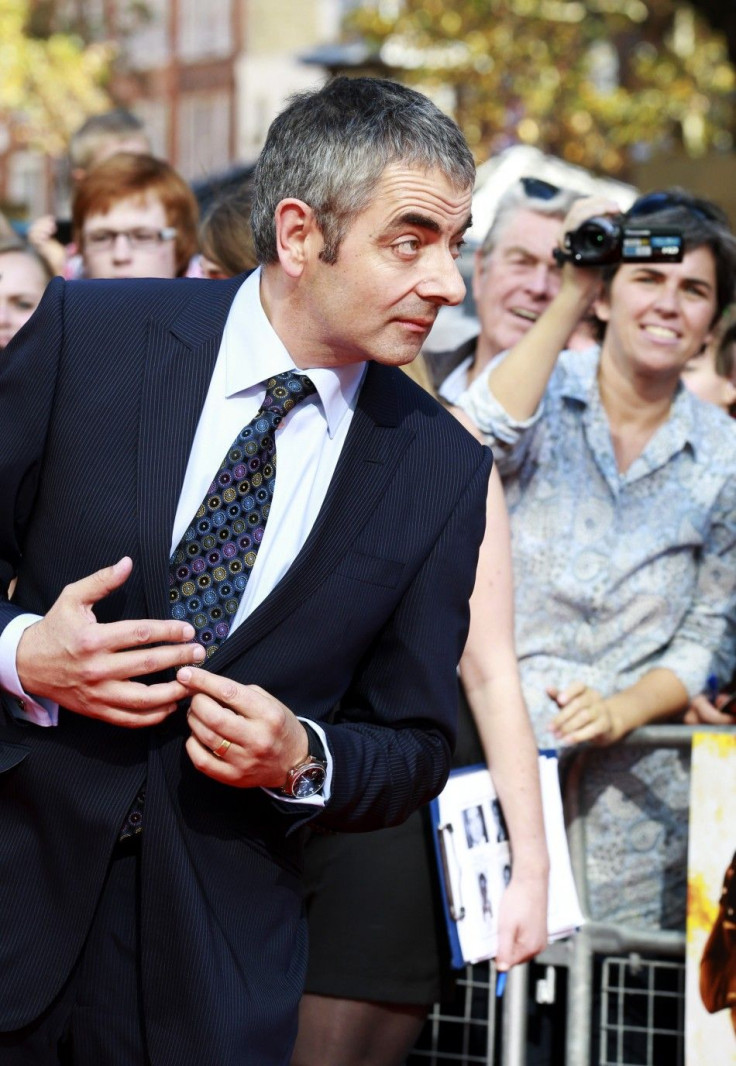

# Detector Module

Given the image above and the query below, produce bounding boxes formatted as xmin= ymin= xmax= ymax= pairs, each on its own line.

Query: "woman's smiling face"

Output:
xmin=597 ymin=246 xmax=718 ymax=383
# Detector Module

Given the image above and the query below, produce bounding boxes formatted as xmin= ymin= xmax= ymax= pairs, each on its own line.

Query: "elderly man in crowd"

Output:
xmin=426 ymin=176 xmax=590 ymax=403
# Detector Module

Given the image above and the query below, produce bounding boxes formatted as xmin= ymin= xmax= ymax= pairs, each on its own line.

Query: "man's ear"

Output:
xmin=274 ymin=199 xmax=321 ymax=278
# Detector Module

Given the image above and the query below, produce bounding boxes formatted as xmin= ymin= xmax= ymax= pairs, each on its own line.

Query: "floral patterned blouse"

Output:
xmin=459 ymin=346 xmax=736 ymax=927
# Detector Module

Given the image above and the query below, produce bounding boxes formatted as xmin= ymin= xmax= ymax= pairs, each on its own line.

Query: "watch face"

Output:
xmin=292 ymin=764 xmax=326 ymax=799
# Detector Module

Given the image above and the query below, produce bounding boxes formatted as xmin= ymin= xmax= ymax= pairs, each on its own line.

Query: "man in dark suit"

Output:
xmin=0 ymin=77 xmax=491 ymax=1065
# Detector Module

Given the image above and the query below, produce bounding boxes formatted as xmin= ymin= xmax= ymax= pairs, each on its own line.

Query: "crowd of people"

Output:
xmin=0 ymin=81 xmax=735 ymax=1066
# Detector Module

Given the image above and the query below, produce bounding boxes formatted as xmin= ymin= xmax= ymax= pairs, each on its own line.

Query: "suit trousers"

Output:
xmin=0 ymin=837 xmax=148 ymax=1066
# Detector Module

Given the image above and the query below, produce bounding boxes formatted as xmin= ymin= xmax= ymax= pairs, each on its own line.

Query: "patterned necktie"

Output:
xmin=119 ymin=372 xmax=316 ymax=843
xmin=169 ymin=370 xmax=317 ymax=657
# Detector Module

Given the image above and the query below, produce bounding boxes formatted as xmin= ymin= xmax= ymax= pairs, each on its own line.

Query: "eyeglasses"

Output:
xmin=627 ymin=191 xmax=721 ymax=224
xmin=84 ymin=226 xmax=177 ymax=251
xmin=520 ymin=176 xmax=561 ymax=201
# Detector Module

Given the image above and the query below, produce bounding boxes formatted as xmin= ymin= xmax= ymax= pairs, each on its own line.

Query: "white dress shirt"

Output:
xmin=0 ymin=269 xmax=366 ymax=801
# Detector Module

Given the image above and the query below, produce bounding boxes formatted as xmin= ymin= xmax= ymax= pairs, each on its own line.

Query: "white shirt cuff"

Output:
xmin=0 ymin=613 xmax=58 ymax=726
xmin=262 ymin=717 xmax=333 ymax=807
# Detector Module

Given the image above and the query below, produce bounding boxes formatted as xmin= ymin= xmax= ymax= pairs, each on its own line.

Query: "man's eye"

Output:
xmin=394 ymin=238 xmax=420 ymax=255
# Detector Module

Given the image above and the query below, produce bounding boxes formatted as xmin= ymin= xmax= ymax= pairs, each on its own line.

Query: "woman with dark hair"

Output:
xmin=459 ymin=188 xmax=736 ymax=933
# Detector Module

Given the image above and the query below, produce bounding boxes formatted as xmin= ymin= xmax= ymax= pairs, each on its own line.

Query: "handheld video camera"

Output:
xmin=554 ymin=216 xmax=684 ymax=267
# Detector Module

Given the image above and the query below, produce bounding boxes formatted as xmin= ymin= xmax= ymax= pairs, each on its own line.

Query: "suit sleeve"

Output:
xmin=312 ymin=444 xmax=493 ymax=832
xmin=0 ymin=277 xmax=65 ymax=632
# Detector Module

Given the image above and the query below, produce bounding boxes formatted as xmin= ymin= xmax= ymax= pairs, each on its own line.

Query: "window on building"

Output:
xmin=178 ymin=91 xmax=232 ymax=182
xmin=8 ymin=151 xmax=47 ymax=221
xmin=125 ymin=0 xmax=170 ymax=69
xmin=178 ymin=0 xmax=233 ymax=62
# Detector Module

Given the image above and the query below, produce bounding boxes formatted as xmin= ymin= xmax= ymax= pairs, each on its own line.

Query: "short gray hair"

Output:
xmin=251 ymin=76 xmax=475 ymax=265
xmin=480 ymin=178 xmax=583 ymax=257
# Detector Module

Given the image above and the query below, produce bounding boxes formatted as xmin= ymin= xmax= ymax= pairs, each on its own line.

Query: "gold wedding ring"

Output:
xmin=211 ymin=738 xmax=232 ymax=758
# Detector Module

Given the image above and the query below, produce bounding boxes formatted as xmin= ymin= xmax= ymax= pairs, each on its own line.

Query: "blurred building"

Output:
xmin=0 ymin=0 xmax=345 ymax=221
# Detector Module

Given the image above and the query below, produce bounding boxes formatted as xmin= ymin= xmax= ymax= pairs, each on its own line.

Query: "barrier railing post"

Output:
xmin=500 ymin=962 xmax=528 ymax=1066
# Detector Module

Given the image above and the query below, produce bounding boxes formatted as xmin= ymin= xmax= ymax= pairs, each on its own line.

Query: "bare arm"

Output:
xmin=459 ymin=466 xmax=549 ymax=970
xmin=484 ymin=197 xmax=617 ymax=421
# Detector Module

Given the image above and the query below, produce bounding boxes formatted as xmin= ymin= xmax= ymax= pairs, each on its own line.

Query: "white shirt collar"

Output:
xmin=223 ymin=268 xmax=366 ymax=438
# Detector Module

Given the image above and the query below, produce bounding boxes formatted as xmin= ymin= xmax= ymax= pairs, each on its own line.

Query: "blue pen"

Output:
xmin=496 ymin=971 xmax=507 ymax=997
xmin=706 ymin=673 xmax=719 ymax=702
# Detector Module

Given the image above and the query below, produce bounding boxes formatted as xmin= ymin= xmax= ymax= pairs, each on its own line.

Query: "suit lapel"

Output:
xmin=138 ymin=279 xmax=243 ymax=621
xmin=210 ymin=363 xmax=415 ymax=673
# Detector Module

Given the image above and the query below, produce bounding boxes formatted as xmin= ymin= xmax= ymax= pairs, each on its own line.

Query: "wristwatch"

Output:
xmin=278 ymin=726 xmax=327 ymax=799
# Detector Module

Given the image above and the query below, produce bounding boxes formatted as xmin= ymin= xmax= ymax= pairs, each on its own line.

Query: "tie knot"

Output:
xmin=261 ymin=371 xmax=317 ymax=422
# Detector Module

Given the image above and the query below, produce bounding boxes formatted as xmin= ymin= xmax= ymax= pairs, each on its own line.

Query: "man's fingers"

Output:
xmin=79 ymin=640 xmax=206 ymax=684
xmin=78 ymin=617 xmax=199 ymax=656
xmin=62 ymin=556 xmax=134 ymax=611
xmin=177 ymin=667 xmax=258 ymax=717
xmin=187 ymin=697 xmax=239 ymax=754
xmin=99 ymin=678 xmax=188 ymax=711
xmin=77 ymin=678 xmax=189 ymax=727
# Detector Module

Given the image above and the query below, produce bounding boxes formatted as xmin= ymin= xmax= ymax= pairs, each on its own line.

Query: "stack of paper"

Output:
xmin=431 ymin=753 xmax=584 ymax=967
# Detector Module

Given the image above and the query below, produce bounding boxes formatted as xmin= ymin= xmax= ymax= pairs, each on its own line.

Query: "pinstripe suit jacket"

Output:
xmin=0 ymin=275 xmax=491 ymax=1065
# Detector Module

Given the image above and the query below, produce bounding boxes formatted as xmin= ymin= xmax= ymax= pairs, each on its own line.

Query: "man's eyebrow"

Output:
xmin=394 ymin=212 xmax=440 ymax=234
xmin=391 ymin=212 xmax=473 ymax=236
xmin=502 ymin=244 xmax=540 ymax=258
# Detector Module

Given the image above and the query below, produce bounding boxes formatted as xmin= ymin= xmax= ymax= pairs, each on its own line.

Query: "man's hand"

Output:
xmin=16 ymin=557 xmax=205 ymax=727
xmin=178 ymin=667 xmax=309 ymax=789
xmin=548 ymin=681 xmax=616 ymax=745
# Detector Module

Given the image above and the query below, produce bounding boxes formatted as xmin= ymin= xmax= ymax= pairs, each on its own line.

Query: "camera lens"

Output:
xmin=567 ymin=216 xmax=622 ymax=265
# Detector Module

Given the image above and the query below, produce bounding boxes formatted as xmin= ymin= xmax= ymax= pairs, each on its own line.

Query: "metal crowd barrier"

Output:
xmin=408 ymin=723 xmax=733 ymax=1066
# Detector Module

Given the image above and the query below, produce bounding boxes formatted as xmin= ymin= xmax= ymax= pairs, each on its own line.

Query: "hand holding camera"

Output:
xmin=554 ymin=196 xmax=684 ymax=267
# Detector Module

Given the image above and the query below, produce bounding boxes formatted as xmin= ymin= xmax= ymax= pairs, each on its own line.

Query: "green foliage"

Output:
xmin=348 ymin=0 xmax=735 ymax=174
xmin=0 ymin=0 xmax=115 ymax=155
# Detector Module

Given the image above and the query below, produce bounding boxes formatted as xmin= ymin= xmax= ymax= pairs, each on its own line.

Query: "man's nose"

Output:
xmin=418 ymin=251 xmax=467 ymax=307
xmin=111 ymin=233 xmax=134 ymax=260
xmin=525 ymin=262 xmax=555 ymax=297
